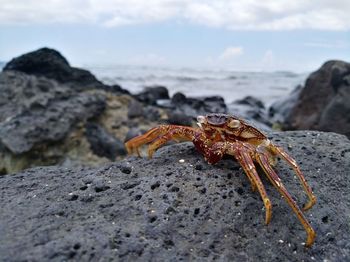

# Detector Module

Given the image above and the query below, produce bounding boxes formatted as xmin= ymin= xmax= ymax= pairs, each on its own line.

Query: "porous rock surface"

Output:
xmin=1 ymin=131 xmax=349 ymax=261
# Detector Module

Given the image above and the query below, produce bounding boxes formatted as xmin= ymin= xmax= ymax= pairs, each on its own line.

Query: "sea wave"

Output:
xmin=88 ymin=65 xmax=307 ymax=105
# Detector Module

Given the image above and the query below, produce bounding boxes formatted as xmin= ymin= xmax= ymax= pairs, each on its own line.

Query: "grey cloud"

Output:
xmin=0 ymin=0 xmax=349 ymax=30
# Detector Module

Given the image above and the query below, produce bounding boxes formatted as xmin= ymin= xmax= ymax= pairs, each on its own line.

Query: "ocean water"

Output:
xmin=0 ymin=62 xmax=307 ymax=107
xmin=88 ymin=65 xmax=308 ymax=106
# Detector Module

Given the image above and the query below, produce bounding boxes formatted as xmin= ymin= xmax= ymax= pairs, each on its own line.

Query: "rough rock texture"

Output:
xmin=3 ymin=47 xmax=106 ymax=90
xmin=281 ymin=60 xmax=350 ymax=137
xmin=0 ymin=71 xmax=106 ymax=154
xmin=1 ymin=131 xmax=349 ymax=261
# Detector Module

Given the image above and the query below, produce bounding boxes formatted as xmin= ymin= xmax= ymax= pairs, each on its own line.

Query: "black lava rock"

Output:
xmin=201 ymin=96 xmax=227 ymax=113
xmin=171 ymin=92 xmax=187 ymax=105
xmin=235 ymin=96 xmax=265 ymax=109
xmin=273 ymin=60 xmax=350 ymax=137
xmin=135 ymin=86 xmax=170 ymax=105
xmin=1 ymin=131 xmax=349 ymax=261
xmin=103 ymin=84 xmax=131 ymax=95
xmin=171 ymin=93 xmax=227 ymax=118
xmin=228 ymin=96 xmax=272 ymax=131
xmin=85 ymin=122 xmax=126 ymax=160
xmin=269 ymin=85 xmax=303 ymax=124
xmin=128 ymin=100 xmax=144 ymax=118
xmin=3 ymin=47 xmax=105 ymax=91
xmin=143 ymin=106 xmax=161 ymax=122
xmin=0 ymin=71 xmax=106 ymax=154
xmin=167 ymin=111 xmax=193 ymax=126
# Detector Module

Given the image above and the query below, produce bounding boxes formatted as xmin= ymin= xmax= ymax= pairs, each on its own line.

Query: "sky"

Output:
xmin=0 ymin=0 xmax=349 ymax=72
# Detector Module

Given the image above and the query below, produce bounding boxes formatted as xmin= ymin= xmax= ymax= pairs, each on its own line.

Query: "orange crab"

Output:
xmin=125 ymin=113 xmax=316 ymax=247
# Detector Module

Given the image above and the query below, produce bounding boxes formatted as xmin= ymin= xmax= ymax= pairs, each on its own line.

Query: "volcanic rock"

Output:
xmin=235 ymin=96 xmax=265 ymax=109
xmin=1 ymin=131 xmax=349 ymax=261
xmin=167 ymin=111 xmax=193 ymax=126
xmin=85 ymin=122 xmax=126 ymax=160
xmin=0 ymin=71 xmax=106 ymax=155
xmin=278 ymin=60 xmax=350 ymax=137
xmin=170 ymin=92 xmax=227 ymax=118
xmin=127 ymin=100 xmax=144 ymax=118
xmin=135 ymin=86 xmax=170 ymax=105
xmin=171 ymin=92 xmax=187 ymax=105
xmin=269 ymin=85 xmax=303 ymax=124
xmin=228 ymin=96 xmax=272 ymax=131
xmin=3 ymin=47 xmax=105 ymax=90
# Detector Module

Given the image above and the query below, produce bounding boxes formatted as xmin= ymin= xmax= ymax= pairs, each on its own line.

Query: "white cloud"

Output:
xmin=203 ymin=46 xmax=244 ymax=67
xmin=219 ymin=46 xmax=244 ymax=61
xmin=0 ymin=0 xmax=349 ymax=30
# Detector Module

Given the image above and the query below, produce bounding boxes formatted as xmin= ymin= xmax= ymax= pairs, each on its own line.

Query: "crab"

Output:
xmin=125 ymin=113 xmax=316 ymax=247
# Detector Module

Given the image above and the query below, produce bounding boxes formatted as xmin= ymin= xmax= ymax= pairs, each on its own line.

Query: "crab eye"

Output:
xmin=197 ymin=115 xmax=206 ymax=124
xmin=227 ymin=119 xmax=241 ymax=129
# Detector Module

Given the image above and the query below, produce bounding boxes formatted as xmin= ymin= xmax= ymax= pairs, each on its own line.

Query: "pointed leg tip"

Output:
xmin=263 ymin=199 xmax=272 ymax=225
xmin=305 ymin=238 xmax=315 ymax=248
xmin=302 ymin=206 xmax=310 ymax=212
xmin=305 ymin=229 xmax=316 ymax=248
xmin=303 ymin=197 xmax=316 ymax=211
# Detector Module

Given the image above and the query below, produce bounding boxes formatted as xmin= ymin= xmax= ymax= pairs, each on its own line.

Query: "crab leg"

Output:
xmin=125 ymin=126 xmax=163 ymax=156
xmin=236 ymin=150 xmax=272 ymax=225
xmin=125 ymin=125 xmax=200 ymax=158
xmin=256 ymin=153 xmax=316 ymax=247
xmin=147 ymin=126 xmax=198 ymax=158
xmin=210 ymin=142 xmax=271 ymax=224
xmin=270 ymin=145 xmax=316 ymax=211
